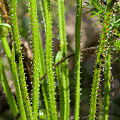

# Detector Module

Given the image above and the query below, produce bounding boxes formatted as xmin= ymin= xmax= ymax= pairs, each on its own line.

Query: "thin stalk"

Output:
xmin=39 ymin=0 xmax=46 ymax=32
xmin=44 ymin=0 xmax=57 ymax=119
xmin=55 ymin=51 xmax=65 ymax=120
xmin=89 ymin=0 xmax=114 ymax=119
xmin=9 ymin=0 xmax=32 ymax=119
xmin=0 ymin=33 xmax=18 ymax=118
xmin=0 ymin=17 xmax=26 ymax=119
xmin=75 ymin=0 xmax=82 ymax=120
xmin=98 ymin=91 xmax=103 ymax=120
xmin=12 ymin=44 xmax=27 ymax=120
xmin=27 ymin=0 xmax=50 ymax=119
xmin=27 ymin=0 xmax=43 ymax=119
xmin=103 ymin=46 xmax=111 ymax=120
xmin=0 ymin=30 xmax=26 ymax=120
xmin=0 ymin=58 xmax=19 ymax=118
xmin=58 ymin=0 xmax=69 ymax=119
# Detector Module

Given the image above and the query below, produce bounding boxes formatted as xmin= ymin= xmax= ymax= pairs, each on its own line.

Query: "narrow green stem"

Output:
xmin=89 ymin=1 xmax=114 ymax=119
xmin=103 ymin=46 xmax=111 ymax=120
xmin=28 ymin=0 xmax=51 ymax=119
xmin=9 ymin=0 xmax=32 ymax=119
xmin=12 ymin=45 xmax=27 ymax=120
xmin=45 ymin=0 xmax=57 ymax=119
xmin=28 ymin=0 xmax=50 ymax=119
xmin=58 ymin=0 xmax=69 ymax=119
xmin=0 ymin=40 xmax=18 ymax=118
xmin=27 ymin=0 xmax=44 ymax=118
xmin=75 ymin=0 xmax=82 ymax=120
xmin=55 ymin=51 xmax=65 ymax=120
xmin=0 ymin=32 xmax=26 ymax=119
xmin=39 ymin=0 xmax=46 ymax=32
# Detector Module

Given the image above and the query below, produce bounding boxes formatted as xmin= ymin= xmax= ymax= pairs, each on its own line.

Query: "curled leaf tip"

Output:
xmin=0 ymin=23 xmax=11 ymax=37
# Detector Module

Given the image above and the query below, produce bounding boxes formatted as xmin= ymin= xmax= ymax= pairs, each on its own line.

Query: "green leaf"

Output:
xmin=45 ymin=0 xmax=57 ymax=119
xmin=9 ymin=0 xmax=32 ymax=119
xmin=74 ymin=0 xmax=82 ymax=120
xmin=58 ymin=0 xmax=70 ymax=119
xmin=0 ymin=57 xmax=19 ymax=118
xmin=55 ymin=51 xmax=65 ymax=120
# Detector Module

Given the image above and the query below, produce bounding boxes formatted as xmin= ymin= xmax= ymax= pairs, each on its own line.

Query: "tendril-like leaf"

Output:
xmin=0 ymin=23 xmax=11 ymax=37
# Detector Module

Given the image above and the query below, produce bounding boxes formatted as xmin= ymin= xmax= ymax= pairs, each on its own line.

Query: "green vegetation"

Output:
xmin=0 ymin=0 xmax=120 ymax=120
